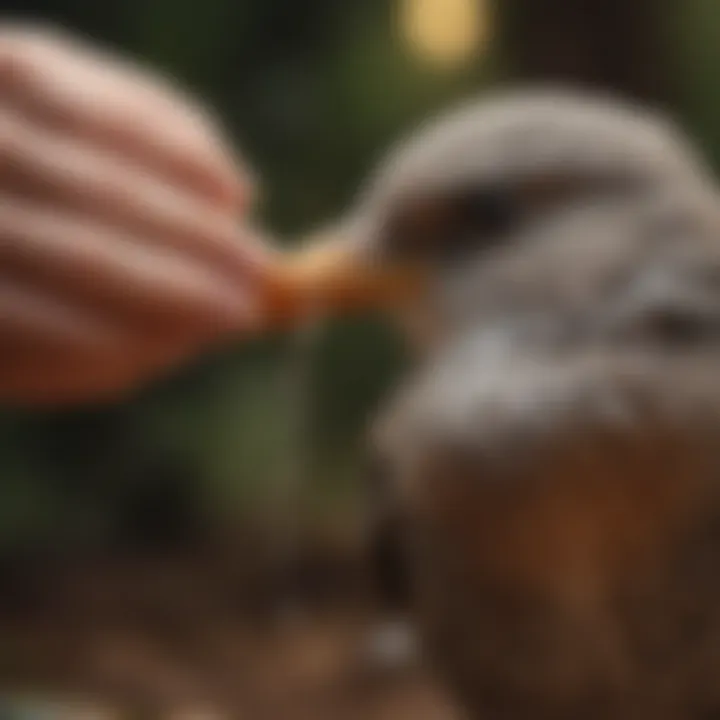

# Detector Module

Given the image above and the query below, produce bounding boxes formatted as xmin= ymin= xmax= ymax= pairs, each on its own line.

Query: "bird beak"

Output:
xmin=263 ymin=225 xmax=429 ymax=327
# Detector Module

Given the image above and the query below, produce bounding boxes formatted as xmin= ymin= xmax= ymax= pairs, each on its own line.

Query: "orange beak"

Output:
xmin=262 ymin=227 xmax=428 ymax=328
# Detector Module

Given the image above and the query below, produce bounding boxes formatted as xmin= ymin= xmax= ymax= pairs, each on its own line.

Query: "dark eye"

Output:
xmin=456 ymin=188 xmax=517 ymax=236
xmin=382 ymin=187 xmax=518 ymax=262
xmin=442 ymin=188 xmax=517 ymax=261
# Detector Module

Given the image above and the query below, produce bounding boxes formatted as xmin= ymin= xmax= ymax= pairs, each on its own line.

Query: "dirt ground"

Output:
xmin=0 ymin=553 xmax=464 ymax=719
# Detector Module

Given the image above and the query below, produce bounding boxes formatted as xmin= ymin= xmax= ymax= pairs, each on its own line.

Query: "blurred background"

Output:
xmin=0 ymin=0 xmax=719 ymax=716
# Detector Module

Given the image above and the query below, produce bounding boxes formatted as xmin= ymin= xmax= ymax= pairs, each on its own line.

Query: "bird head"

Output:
xmin=267 ymin=89 xmax=715 ymax=349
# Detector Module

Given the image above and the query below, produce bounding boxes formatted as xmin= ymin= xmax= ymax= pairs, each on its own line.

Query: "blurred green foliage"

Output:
xmin=0 ymin=0 xmax=717 ymax=556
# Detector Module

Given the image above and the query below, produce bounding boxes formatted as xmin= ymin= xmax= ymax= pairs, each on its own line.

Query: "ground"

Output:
xmin=0 ymin=552 xmax=463 ymax=719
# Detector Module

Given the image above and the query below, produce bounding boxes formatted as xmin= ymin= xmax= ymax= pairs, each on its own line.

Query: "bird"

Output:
xmin=264 ymin=88 xmax=720 ymax=719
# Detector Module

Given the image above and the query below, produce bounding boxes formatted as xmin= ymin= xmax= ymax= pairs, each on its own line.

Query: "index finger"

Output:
xmin=0 ymin=25 xmax=254 ymax=210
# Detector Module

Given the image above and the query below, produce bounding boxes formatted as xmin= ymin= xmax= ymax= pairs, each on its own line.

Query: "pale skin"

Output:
xmin=0 ymin=24 xmax=271 ymax=406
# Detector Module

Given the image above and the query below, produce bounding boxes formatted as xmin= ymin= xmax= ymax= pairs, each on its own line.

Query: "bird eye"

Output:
xmin=456 ymin=189 xmax=516 ymax=237
xmin=441 ymin=188 xmax=517 ymax=262
xmin=381 ymin=187 xmax=518 ymax=263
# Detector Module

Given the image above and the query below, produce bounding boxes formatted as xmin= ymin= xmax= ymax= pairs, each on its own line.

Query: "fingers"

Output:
xmin=0 ymin=277 xmax=125 ymax=404
xmin=0 ymin=276 xmax=120 ymax=353
xmin=0 ymin=274 xmax=234 ymax=407
xmin=0 ymin=25 xmax=252 ymax=210
xmin=0 ymin=199 xmax=259 ymax=337
xmin=0 ymin=107 xmax=267 ymax=282
xmin=0 ymin=343 xmax=187 ymax=407
xmin=0 ymin=24 xmax=270 ymax=406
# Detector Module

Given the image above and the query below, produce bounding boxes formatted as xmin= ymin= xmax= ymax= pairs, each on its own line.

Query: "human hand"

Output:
xmin=0 ymin=25 xmax=267 ymax=405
